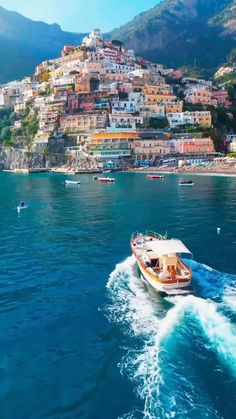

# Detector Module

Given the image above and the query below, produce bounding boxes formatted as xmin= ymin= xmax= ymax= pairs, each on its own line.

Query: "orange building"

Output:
xmin=89 ymin=131 xmax=140 ymax=159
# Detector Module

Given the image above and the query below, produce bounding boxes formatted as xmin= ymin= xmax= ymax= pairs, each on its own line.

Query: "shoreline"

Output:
xmin=2 ymin=168 xmax=236 ymax=178
xmin=130 ymin=170 xmax=236 ymax=178
xmin=129 ymin=167 xmax=236 ymax=178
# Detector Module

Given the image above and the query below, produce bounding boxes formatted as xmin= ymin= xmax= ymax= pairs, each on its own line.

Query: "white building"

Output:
xmin=103 ymin=62 xmax=135 ymax=74
xmin=109 ymin=113 xmax=143 ymax=130
xmin=167 ymin=111 xmax=211 ymax=128
xmin=111 ymin=97 xmax=139 ymax=113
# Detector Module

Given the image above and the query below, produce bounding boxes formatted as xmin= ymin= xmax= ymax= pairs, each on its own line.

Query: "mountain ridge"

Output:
xmin=111 ymin=0 xmax=236 ymax=71
xmin=1 ymin=1 xmax=236 ymax=83
xmin=0 ymin=5 xmax=85 ymax=83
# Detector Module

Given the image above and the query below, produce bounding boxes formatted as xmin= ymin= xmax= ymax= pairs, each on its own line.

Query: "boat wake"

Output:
xmin=106 ymin=257 xmax=236 ymax=419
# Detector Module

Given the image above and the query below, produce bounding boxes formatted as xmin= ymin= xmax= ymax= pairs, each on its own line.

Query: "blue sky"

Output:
xmin=0 ymin=0 xmax=160 ymax=32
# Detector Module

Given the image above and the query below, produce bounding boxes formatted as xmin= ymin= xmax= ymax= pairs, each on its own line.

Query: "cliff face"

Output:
xmin=0 ymin=148 xmax=65 ymax=170
xmin=0 ymin=6 xmax=85 ymax=83
xmin=111 ymin=0 xmax=236 ymax=70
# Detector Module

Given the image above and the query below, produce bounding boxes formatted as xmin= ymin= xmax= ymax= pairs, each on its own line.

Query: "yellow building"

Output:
xmin=50 ymin=67 xmax=64 ymax=79
xmin=193 ymin=111 xmax=212 ymax=127
xmin=144 ymin=93 xmax=177 ymax=105
xmin=164 ymin=101 xmax=183 ymax=114
xmin=14 ymin=103 xmax=27 ymax=113
xmin=143 ymin=84 xmax=172 ymax=95
xmin=60 ymin=112 xmax=107 ymax=133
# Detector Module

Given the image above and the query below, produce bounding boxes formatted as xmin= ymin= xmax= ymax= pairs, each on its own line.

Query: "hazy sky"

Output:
xmin=0 ymin=0 xmax=160 ymax=32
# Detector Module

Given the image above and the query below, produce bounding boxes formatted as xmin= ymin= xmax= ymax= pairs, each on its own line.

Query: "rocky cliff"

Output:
xmin=0 ymin=148 xmax=65 ymax=170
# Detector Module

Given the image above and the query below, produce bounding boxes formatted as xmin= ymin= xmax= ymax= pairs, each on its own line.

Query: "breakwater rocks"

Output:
xmin=0 ymin=148 xmax=65 ymax=170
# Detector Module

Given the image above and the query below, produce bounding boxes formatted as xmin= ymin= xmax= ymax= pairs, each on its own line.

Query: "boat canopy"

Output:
xmin=147 ymin=239 xmax=192 ymax=256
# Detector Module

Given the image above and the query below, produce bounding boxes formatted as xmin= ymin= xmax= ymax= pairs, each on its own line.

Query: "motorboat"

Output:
xmin=179 ymin=179 xmax=194 ymax=186
xmin=103 ymin=170 xmax=112 ymax=173
xmin=97 ymin=177 xmax=115 ymax=183
xmin=131 ymin=231 xmax=192 ymax=295
xmin=146 ymin=175 xmax=164 ymax=179
xmin=65 ymin=180 xmax=81 ymax=185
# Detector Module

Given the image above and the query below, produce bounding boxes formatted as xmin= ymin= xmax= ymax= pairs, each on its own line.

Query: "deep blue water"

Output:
xmin=0 ymin=172 xmax=236 ymax=419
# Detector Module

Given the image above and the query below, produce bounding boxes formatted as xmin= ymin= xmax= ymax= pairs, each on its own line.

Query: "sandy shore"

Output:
xmin=129 ymin=166 xmax=236 ymax=178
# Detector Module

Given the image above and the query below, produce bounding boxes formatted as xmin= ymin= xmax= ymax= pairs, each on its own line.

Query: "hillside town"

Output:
xmin=0 ymin=29 xmax=235 ymax=173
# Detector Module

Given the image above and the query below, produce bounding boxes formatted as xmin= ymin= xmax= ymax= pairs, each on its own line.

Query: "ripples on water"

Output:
xmin=1 ymin=172 xmax=236 ymax=419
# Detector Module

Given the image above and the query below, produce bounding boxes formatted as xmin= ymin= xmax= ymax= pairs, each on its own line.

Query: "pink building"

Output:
xmin=185 ymin=88 xmax=212 ymax=105
xmin=212 ymin=90 xmax=232 ymax=107
xmin=175 ymin=137 xmax=215 ymax=154
xmin=79 ymin=101 xmax=95 ymax=112
xmin=67 ymin=93 xmax=79 ymax=114
xmin=172 ymin=70 xmax=183 ymax=80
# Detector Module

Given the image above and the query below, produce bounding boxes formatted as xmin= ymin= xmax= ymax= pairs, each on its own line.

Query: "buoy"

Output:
xmin=217 ymin=227 xmax=221 ymax=234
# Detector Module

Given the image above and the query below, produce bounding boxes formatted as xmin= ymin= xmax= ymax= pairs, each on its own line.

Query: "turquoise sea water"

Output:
xmin=0 ymin=172 xmax=236 ymax=419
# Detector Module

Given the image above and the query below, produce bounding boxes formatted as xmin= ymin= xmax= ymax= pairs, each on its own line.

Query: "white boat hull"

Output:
xmin=138 ymin=262 xmax=191 ymax=295
xmin=65 ymin=180 xmax=81 ymax=185
xmin=130 ymin=231 xmax=192 ymax=296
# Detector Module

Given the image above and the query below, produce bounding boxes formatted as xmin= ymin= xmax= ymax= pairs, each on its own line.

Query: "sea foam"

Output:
xmin=106 ymin=257 xmax=236 ymax=418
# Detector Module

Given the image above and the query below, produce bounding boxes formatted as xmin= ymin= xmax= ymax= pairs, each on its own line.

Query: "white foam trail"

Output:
xmin=106 ymin=257 xmax=193 ymax=418
xmin=188 ymin=296 xmax=236 ymax=373
xmin=106 ymin=256 xmax=162 ymax=336
xmin=224 ymin=296 xmax=236 ymax=311
xmin=106 ymin=258 xmax=236 ymax=419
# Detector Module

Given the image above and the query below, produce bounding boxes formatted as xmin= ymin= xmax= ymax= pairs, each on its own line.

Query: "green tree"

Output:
xmin=149 ymin=117 xmax=169 ymax=129
xmin=227 ymin=48 xmax=236 ymax=65
xmin=1 ymin=126 xmax=12 ymax=142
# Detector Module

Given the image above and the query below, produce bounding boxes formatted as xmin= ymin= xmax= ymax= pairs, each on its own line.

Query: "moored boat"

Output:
xmin=65 ymin=180 xmax=81 ymax=185
xmin=97 ymin=177 xmax=115 ymax=183
xmin=131 ymin=231 xmax=192 ymax=295
xmin=146 ymin=175 xmax=164 ymax=179
xmin=179 ymin=179 xmax=194 ymax=186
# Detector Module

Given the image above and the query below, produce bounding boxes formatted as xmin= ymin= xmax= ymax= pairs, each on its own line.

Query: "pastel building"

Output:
xmin=39 ymin=108 xmax=59 ymax=132
xmin=89 ymin=131 xmax=140 ymax=159
xmin=134 ymin=138 xmax=171 ymax=159
xmin=212 ymin=90 xmax=232 ymax=107
xmin=185 ymin=87 xmax=212 ymax=105
xmin=163 ymin=101 xmax=183 ymax=114
xmin=167 ymin=111 xmax=212 ymax=128
xmin=173 ymin=137 xmax=215 ymax=154
xmin=60 ymin=111 xmax=107 ymax=133
xmin=109 ymin=113 xmax=143 ymax=130
xmin=228 ymin=136 xmax=236 ymax=152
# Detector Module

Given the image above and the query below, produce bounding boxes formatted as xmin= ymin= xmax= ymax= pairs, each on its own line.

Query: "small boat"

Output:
xmin=103 ymin=170 xmax=111 ymax=173
xmin=146 ymin=175 xmax=164 ymax=179
xmin=131 ymin=231 xmax=192 ymax=295
xmin=97 ymin=177 xmax=115 ymax=183
xmin=65 ymin=180 xmax=81 ymax=185
xmin=179 ymin=180 xmax=194 ymax=186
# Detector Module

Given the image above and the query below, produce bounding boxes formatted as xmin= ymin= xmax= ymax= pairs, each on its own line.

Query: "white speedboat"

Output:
xmin=131 ymin=231 xmax=192 ymax=295
xmin=65 ymin=180 xmax=81 ymax=185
